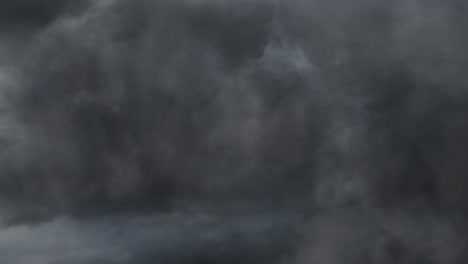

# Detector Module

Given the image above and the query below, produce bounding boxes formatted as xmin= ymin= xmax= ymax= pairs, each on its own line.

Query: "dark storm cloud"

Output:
xmin=0 ymin=0 xmax=90 ymax=31
xmin=0 ymin=0 xmax=468 ymax=263
xmin=0 ymin=0 xmax=294 ymax=221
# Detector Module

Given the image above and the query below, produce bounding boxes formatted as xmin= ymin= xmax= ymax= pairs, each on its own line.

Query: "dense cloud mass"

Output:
xmin=0 ymin=0 xmax=468 ymax=263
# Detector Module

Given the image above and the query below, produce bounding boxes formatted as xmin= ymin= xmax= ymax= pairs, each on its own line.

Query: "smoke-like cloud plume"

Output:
xmin=0 ymin=0 xmax=467 ymax=263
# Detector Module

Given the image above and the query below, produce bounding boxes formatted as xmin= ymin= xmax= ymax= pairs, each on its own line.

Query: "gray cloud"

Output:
xmin=0 ymin=0 xmax=467 ymax=263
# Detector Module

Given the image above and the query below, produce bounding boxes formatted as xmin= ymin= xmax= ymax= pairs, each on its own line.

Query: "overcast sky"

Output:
xmin=0 ymin=0 xmax=467 ymax=263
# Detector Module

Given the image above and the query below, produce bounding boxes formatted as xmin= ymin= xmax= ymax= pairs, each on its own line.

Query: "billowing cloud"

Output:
xmin=0 ymin=0 xmax=467 ymax=263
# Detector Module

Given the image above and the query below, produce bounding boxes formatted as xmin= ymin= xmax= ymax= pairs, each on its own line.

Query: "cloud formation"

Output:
xmin=0 ymin=0 xmax=467 ymax=263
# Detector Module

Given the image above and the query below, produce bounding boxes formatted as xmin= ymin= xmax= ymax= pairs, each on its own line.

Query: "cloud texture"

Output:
xmin=0 ymin=0 xmax=467 ymax=263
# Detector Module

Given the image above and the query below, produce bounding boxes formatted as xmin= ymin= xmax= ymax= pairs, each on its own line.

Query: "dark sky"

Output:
xmin=0 ymin=0 xmax=467 ymax=263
